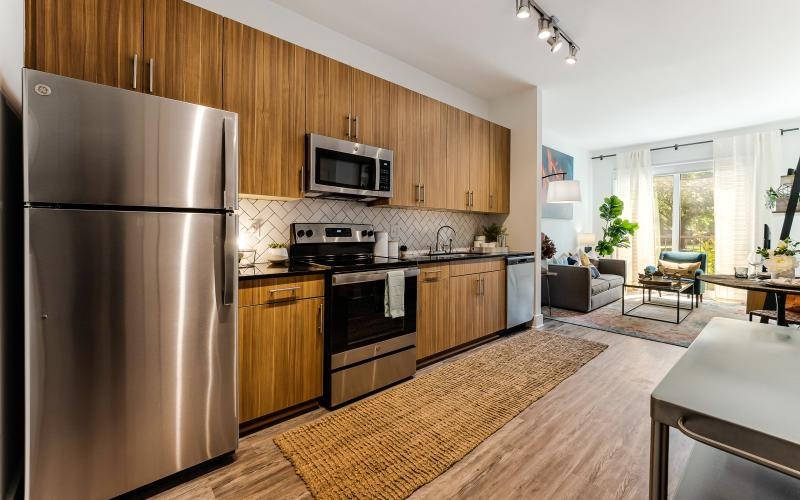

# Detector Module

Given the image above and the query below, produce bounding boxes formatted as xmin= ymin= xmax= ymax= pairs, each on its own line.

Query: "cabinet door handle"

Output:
xmin=414 ymin=184 xmax=420 ymax=202
xmin=317 ymin=302 xmax=324 ymax=335
xmin=148 ymin=58 xmax=154 ymax=93
xmin=465 ymin=191 xmax=470 ymax=208
xmin=268 ymin=286 xmax=300 ymax=302
xmin=346 ymin=114 xmax=352 ymax=138
xmin=421 ymin=184 xmax=425 ymax=203
xmin=424 ymin=270 xmax=442 ymax=281
xmin=354 ymin=115 xmax=359 ymax=140
xmin=132 ymin=53 xmax=138 ymax=89
xmin=469 ymin=191 xmax=474 ymax=207
xmin=476 ymin=277 xmax=481 ymax=295
xmin=489 ymin=193 xmax=494 ymax=209
xmin=299 ymin=167 xmax=304 ymax=195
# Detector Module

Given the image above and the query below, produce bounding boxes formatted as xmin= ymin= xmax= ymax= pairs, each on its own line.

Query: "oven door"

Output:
xmin=307 ymin=134 xmax=393 ymax=198
xmin=330 ymin=268 xmax=418 ymax=354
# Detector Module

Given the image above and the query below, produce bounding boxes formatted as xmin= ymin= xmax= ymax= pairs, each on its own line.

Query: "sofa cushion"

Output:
xmin=591 ymin=279 xmax=611 ymax=295
xmin=658 ymin=259 xmax=701 ymax=278
xmin=597 ymin=273 xmax=624 ymax=288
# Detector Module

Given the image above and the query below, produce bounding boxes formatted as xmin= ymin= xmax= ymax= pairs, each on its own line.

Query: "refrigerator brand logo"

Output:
xmin=34 ymin=84 xmax=52 ymax=96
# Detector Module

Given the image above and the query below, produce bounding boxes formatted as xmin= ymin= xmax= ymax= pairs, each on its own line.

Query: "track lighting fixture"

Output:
xmin=516 ymin=0 xmax=531 ymax=19
xmin=548 ymin=31 xmax=564 ymax=53
xmin=565 ymin=45 xmax=578 ymax=64
xmin=515 ymin=1 xmax=580 ymax=64
xmin=537 ymin=17 xmax=552 ymax=39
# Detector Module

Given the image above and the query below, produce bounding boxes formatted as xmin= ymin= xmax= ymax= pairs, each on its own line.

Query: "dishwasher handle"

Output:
xmin=507 ymin=256 xmax=535 ymax=265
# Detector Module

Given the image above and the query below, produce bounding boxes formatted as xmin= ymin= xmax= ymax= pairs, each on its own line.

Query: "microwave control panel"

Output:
xmin=378 ymin=160 xmax=391 ymax=192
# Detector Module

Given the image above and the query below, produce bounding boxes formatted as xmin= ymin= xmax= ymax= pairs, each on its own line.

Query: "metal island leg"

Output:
xmin=650 ymin=419 xmax=669 ymax=500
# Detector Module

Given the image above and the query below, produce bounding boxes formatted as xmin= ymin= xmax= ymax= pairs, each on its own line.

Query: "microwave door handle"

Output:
xmin=223 ymin=117 xmax=237 ymax=210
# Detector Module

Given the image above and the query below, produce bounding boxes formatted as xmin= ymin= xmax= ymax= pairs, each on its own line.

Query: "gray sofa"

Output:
xmin=542 ymin=258 xmax=626 ymax=312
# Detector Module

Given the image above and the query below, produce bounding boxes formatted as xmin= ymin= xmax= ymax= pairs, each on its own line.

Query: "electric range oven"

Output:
xmin=290 ymin=223 xmax=418 ymax=407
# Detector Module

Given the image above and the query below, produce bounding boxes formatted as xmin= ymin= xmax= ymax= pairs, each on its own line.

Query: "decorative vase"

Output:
xmin=771 ymin=268 xmax=795 ymax=279
xmin=266 ymin=247 xmax=289 ymax=263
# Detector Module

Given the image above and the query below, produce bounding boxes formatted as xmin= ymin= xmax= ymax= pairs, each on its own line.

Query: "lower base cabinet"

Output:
xmin=417 ymin=259 xmax=507 ymax=362
xmin=238 ymin=277 xmax=324 ymax=424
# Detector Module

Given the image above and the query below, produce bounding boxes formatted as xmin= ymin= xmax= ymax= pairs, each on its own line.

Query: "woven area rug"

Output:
xmin=547 ymin=294 xmax=746 ymax=347
xmin=273 ymin=330 xmax=606 ymax=499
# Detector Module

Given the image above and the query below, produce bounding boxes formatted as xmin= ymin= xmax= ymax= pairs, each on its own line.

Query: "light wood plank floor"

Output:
xmin=154 ymin=321 xmax=692 ymax=499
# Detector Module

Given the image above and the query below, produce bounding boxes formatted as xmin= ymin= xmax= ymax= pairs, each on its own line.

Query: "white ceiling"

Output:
xmin=270 ymin=0 xmax=800 ymax=152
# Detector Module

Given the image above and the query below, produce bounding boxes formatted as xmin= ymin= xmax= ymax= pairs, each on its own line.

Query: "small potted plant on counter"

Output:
xmin=399 ymin=244 xmax=408 ymax=259
xmin=265 ymin=242 xmax=289 ymax=264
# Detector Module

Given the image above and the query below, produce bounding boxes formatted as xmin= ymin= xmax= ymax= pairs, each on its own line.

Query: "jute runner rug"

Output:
xmin=274 ymin=330 xmax=607 ymax=499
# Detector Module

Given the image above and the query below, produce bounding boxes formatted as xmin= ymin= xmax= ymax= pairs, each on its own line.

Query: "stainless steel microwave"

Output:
xmin=305 ymin=133 xmax=393 ymax=201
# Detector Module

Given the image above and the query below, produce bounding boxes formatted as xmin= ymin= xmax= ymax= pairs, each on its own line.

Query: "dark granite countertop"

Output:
xmin=401 ymin=250 xmax=534 ymax=265
xmin=238 ymin=261 xmax=330 ymax=280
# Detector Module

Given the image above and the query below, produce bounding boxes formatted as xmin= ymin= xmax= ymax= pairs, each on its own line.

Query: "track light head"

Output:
xmin=537 ymin=17 xmax=553 ymax=40
xmin=565 ymin=45 xmax=578 ymax=64
xmin=548 ymin=31 xmax=564 ymax=53
xmin=516 ymin=0 xmax=531 ymax=19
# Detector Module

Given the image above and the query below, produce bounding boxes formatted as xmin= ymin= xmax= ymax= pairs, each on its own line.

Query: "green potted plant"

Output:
xmin=399 ymin=244 xmax=408 ymax=259
xmin=482 ymin=223 xmax=508 ymax=248
xmin=266 ymin=242 xmax=289 ymax=263
xmin=595 ymin=195 xmax=639 ymax=257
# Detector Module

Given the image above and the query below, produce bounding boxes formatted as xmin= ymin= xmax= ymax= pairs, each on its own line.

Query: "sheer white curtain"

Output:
xmin=713 ymin=132 xmax=780 ymax=300
xmin=614 ymin=150 xmax=658 ymax=279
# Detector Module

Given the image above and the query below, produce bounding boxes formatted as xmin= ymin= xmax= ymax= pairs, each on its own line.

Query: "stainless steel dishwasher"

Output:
xmin=507 ymin=255 xmax=535 ymax=328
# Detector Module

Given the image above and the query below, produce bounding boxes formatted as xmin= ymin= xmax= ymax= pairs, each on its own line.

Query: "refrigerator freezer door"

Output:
xmin=24 ymin=208 xmax=238 ymax=499
xmin=23 ymin=69 xmax=237 ymax=210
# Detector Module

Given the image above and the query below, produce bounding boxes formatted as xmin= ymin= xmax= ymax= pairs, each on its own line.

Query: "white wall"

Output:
xmin=489 ymin=87 xmax=542 ymax=323
xmin=591 ymin=118 xmax=800 ymax=241
xmin=540 ymin=130 xmax=592 ymax=254
xmin=186 ymin=0 xmax=489 ymax=118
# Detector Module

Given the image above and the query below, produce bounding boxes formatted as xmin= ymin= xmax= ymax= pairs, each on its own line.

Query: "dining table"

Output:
xmin=699 ymin=274 xmax=800 ymax=326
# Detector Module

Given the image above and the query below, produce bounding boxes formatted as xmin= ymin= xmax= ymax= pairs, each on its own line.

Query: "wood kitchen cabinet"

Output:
xmin=448 ymin=259 xmax=507 ymax=349
xmin=306 ymin=53 xmax=395 ymax=148
xmin=224 ymin=19 xmax=306 ymax=198
xmin=490 ymin=123 xmax=511 ymax=214
xmin=416 ymin=264 xmax=451 ymax=360
xmin=25 ymin=0 xmax=144 ymax=90
xmin=143 ymin=0 xmax=223 ymax=108
xmin=238 ymin=276 xmax=325 ymax=424
xmin=446 ymin=106 xmax=472 ymax=210
xmin=391 ymin=85 xmax=422 ymax=207
xmin=26 ymin=0 xmax=223 ymax=108
xmin=418 ymin=96 xmax=449 ymax=209
xmin=469 ymin=115 xmax=492 ymax=213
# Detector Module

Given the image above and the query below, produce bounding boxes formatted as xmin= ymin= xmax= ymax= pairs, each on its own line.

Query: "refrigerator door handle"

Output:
xmin=222 ymin=117 xmax=238 ymax=211
xmin=223 ymin=213 xmax=237 ymax=306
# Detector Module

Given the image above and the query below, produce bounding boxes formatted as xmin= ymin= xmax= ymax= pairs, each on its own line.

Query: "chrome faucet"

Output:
xmin=433 ymin=225 xmax=456 ymax=254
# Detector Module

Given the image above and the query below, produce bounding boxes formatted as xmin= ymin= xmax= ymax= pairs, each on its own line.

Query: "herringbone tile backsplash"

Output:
xmin=238 ymin=197 xmax=500 ymax=262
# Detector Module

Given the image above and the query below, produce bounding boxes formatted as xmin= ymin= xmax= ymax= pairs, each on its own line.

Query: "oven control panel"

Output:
xmin=291 ymin=223 xmax=376 ymax=244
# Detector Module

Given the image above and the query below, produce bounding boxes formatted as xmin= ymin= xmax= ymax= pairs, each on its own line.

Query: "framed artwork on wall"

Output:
xmin=541 ymin=145 xmax=574 ymax=219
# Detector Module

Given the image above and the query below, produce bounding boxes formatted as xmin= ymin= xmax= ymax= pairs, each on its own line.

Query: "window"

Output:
xmin=653 ymin=168 xmax=715 ymax=273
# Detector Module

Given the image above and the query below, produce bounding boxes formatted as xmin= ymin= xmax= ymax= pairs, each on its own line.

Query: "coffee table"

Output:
xmin=622 ymin=280 xmax=695 ymax=324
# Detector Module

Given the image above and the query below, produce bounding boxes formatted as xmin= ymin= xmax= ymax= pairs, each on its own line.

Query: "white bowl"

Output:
xmin=265 ymin=254 xmax=289 ymax=263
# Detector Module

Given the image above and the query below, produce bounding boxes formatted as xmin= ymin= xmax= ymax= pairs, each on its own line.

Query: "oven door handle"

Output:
xmin=332 ymin=268 xmax=420 ymax=286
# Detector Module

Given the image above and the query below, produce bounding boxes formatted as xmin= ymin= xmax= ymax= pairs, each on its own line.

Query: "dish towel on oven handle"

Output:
xmin=384 ymin=269 xmax=405 ymax=318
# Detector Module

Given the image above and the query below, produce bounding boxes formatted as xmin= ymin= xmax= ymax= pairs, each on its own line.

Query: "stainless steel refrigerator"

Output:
xmin=22 ymin=69 xmax=239 ymax=499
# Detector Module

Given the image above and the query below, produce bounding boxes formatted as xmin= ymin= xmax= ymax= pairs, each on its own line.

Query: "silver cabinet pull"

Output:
xmin=475 ymin=277 xmax=481 ymax=295
xmin=317 ymin=302 xmax=324 ymax=335
xmin=148 ymin=58 xmax=154 ymax=93
xmin=465 ymin=191 xmax=470 ymax=208
xmin=469 ymin=191 xmax=474 ymax=207
xmin=414 ymin=184 xmax=420 ymax=202
xmin=421 ymin=184 xmax=425 ymax=203
xmin=354 ymin=115 xmax=359 ymax=140
xmin=132 ymin=53 xmax=138 ymax=89
xmin=489 ymin=193 xmax=494 ymax=209
xmin=346 ymin=114 xmax=352 ymax=138
xmin=299 ymin=167 xmax=304 ymax=195
xmin=676 ymin=416 xmax=800 ymax=480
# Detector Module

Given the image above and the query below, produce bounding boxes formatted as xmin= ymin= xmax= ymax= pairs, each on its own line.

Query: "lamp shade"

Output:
xmin=546 ymin=179 xmax=582 ymax=203
xmin=578 ymin=233 xmax=595 ymax=246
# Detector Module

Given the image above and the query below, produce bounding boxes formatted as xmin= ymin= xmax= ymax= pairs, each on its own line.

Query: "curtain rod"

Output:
xmin=591 ymin=127 xmax=800 ymax=160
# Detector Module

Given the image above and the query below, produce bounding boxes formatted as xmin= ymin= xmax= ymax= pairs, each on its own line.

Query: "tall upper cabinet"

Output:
xmin=490 ymin=123 xmax=511 ymax=214
xmin=26 ymin=0 xmax=223 ymax=108
xmin=25 ymin=0 xmax=144 ymax=91
xmin=143 ymin=0 xmax=223 ymax=108
xmin=307 ymin=52 xmax=395 ymax=149
xmin=224 ymin=19 xmax=307 ymax=198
